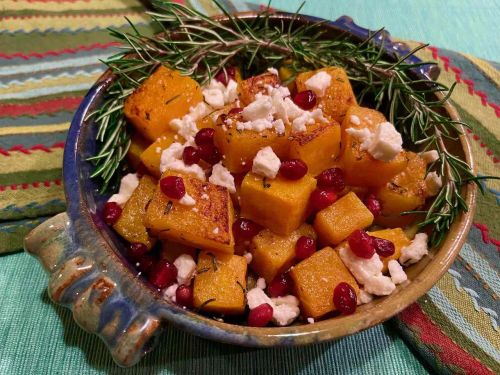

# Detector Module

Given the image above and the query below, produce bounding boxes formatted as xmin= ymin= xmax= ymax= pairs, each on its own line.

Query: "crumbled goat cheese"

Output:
xmin=346 ymin=122 xmax=403 ymax=162
xmin=236 ymin=118 xmax=275 ymax=132
xmin=338 ymin=244 xmax=384 ymax=285
xmin=256 ymin=277 xmax=266 ymax=290
xmin=192 ymin=207 xmax=199 ymax=213
xmin=107 ymin=173 xmax=139 ymax=207
xmin=241 ymin=95 xmax=274 ymax=122
xmin=304 ymin=71 xmax=331 ymax=97
xmin=357 ymin=289 xmax=374 ymax=305
xmin=267 ymin=67 xmax=279 ymax=76
xmin=160 ymin=142 xmax=206 ymax=180
xmin=209 ymin=162 xmax=236 ymax=193
xmin=420 ymin=150 xmax=439 ymax=164
xmin=425 ymin=171 xmax=442 ymax=196
xmin=400 ymin=233 xmax=429 ymax=265
xmin=163 ymin=283 xmax=178 ymax=302
xmin=243 ymin=252 xmax=253 ymax=264
xmin=252 ymin=146 xmax=281 ymax=179
xmin=292 ymin=108 xmax=327 ymax=132
xmin=307 ymin=318 xmax=315 ymax=324
xmin=201 ymin=193 xmax=209 ymax=200
xmin=179 ymin=193 xmax=196 ymax=206
xmin=273 ymin=119 xmax=286 ymax=135
xmin=174 ymin=254 xmax=197 ymax=285
xmin=271 ymin=295 xmax=300 ymax=326
xmin=155 ymin=147 xmax=162 ymax=154
xmin=169 ymin=102 xmax=211 ymax=142
xmin=350 ymin=115 xmax=361 ymax=125
xmin=388 ymin=260 xmax=407 ymax=284
xmin=364 ymin=275 xmax=396 ymax=296
xmin=202 ymin=79 xmax=238 ymax=108
xmin=345 ymin=127 xmax=373 ymax=149
xmin=212 ymin=227 xmax=219 ymax=234
xmin=246 ymin=287 xmax=272 ymax=309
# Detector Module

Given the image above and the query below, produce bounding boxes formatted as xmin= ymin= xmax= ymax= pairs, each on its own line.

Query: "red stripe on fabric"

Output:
xmin=473 ymin=222 xmax=500 ymax=254
xmin=0 ymin=42 xmax=120 ymax=60
xmin=399 ymin=303 xmax=496 ymax=375
xmin=0 ymin=142 xmax=64 ymax=156
xmin=0 ymin=179 xmax=62 ymax=192
xmin=0 ymin=97 xmax=81 ymax=117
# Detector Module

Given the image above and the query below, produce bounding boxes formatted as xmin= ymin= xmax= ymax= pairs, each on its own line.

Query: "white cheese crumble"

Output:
xmin=169 ymin=102 xmax=211 ymax=142
xmin=420 ymin=150 xmax=439 ymax=164
xmin=192 ymin=207 xmax=199 ymax=213
xmin=400 ymin=233 xmax=429 ymax=266
xmin=155 ymin=147 xmax=162 ymax=154
xmin=304 ymin=71 xmax=331 ymax=97
xmin=246 ymin=287 xmax=272 ymax=309
xmin=163 ymin=283 xmax=178 ymax=302
xmin=291 ymin=108 xmax=327 ymax=132
xmin=212 ymin=227 xmax=219 ymax=234
xmin=307 ymin=317 xmax=315 ymax=324
xmin=173 ymin=254 xmax=197 ymax=285
xmin=388 ymin=260 xmax=408 ymax=284
xmin=209 ymin=162 xmax=236 ymax=193
xmin=267 ymin=67 xmax=279 ymax=76
xmin=271 ymin=295 xmax=300 ymax=326
xmin=252 ymin=146 xmax=281 ymax=179
xmin=350 ymin=115 xmax=361 ymax=125
xmin=179 ymin=193 xmax=196 ymax=206
xmin=256 ymin=277 xmax=266 ymax=290
xmin=107 ymin=173 xmax=139 ymax=207
xmin=338 ymin=244 xmax=384 ymax=285
xmin=241 ymin=95 xmax=274 ymax=122
xmin=201 ymin=193 xmax=209 ymax=200
xmin=159 ymin=142 xmax=206 ymax=180
xmin=243 ymin=252 xmax=253 ymax=264
xmin=357 ymin=289 xmax=374 ymax=305
xmin=363 ymin=275 xmax=396 ymax=296
xmin=425 ymin=171 xmax=442 ymax=196
xmin=202 ymin=79 xmax=238 ymax=109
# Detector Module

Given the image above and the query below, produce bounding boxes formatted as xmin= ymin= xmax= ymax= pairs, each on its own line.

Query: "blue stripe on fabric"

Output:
xmin=0 ymin=83 xmax=94 ymax=100
xmin=0 ymin=131 xmax=67 ymax=149
xmin=467 ymin=225 xmax=500 ymax=266
xmin=460 ymin=243 xmax=500 ymax=296
xmin=0 ymin=67 xmax=105 ymax=88
xmin=1 ymin=23 xmax=149 ymax=37
xmin=0 ymin=113 xmax=73 ymax=127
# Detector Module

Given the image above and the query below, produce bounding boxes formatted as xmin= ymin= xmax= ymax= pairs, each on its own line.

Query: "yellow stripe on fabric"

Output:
xmin=0 ymin=183 xmax=64 ymax=211
xmin=437 ymin=273 xmax=500 ymax=345
xmin=0 ymin=123 xmax=70 ymax=136
xmin=1 ymin=13 xmax=149 ymax=33
xmin=464 ymin=54 xmax=500 ymax=85
xmin=2 ymin=0 xmax=140 ymax=12
xmin=0 ymin=74 xmax=100 ymax=96
xmin=0 ymin=150 xmax=63 ymax=175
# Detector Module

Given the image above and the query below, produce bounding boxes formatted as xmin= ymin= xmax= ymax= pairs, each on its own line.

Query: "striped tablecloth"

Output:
xmin=0 ymin=1 xmax=498 ymax=374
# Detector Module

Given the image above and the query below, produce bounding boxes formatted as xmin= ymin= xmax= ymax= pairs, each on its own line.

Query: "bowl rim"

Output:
xmin=62 ymin=11 xmax=477 ymax=347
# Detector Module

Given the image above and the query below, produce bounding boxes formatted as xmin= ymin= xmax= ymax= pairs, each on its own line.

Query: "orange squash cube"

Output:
xmin=290 ymin=246 xmax=359 ymax=319
xmin=368 ymin=228 xmax=411 ymax=272
xmin=139 ymin=131 xmax=177 ymax=178
xmin=314 ymin=192 xmax=374 ymax=245
xmin=124 ymin=66 xmax=203 ymax=141
xmin=193 ymin=251 xmax=247 ymax=315
xmin=250 ymin=224 xmax=316 ymax=283
xmin=240 ymin=172 xmax=317 ymax=235
xmin=295 ymin=67 xmax=357 ymax=123
xmin=160 ymin=240 xmax=197 ymax=263
xmin=126 ymin=133 xmax=149 ymax=170
xmin=145 ymin=171 xmax=235 ymax=254
xmin=238 ymin=72 xmax=280 ymax=105
xmin=288 ymin=121 xmax=341 ymax=175
xmin=113 ymin=175 xmax=157 ymax=249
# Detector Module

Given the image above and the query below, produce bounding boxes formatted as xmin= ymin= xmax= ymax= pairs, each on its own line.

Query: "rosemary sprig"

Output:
xmin=88 ymin=0 xmax=496 ymax=246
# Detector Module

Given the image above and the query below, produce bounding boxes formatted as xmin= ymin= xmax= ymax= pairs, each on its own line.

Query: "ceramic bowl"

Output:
xmin=24 ymin=12 xmax=476 ymax=367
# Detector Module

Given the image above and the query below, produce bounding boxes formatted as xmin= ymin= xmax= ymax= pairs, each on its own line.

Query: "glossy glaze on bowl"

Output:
xmin=24 ymin=12 xmax=476 ymax=367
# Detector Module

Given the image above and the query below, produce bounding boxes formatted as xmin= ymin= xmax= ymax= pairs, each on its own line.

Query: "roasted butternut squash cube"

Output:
xmin=289 ymin=121 xmax=341 ymax=175
xmin=113 ymin=175 xmax=157 ymax=249
xmin=127 ymin=133 xmax=149 ymax=170
xmin=339 ymin=106 xmax=408 ymax=187
xmin=290 ymin=246 xmax=359 ymax=319
xmin=368 ymin=228 xmax=411 ymax=273
xmin=124 ymin=66 xmax=203 ymax=141
xmin=193 ymin=251 xmax=247 ymax=315
xmin=160 ymin=240 xmax=197 ymax=263
xmin=238 ymin=72 xmax=280 ymax=106
xmin=139 ymin=131 xmax=177 ymax=178
xmin=250 ymin=224 xmax=316 ymax=283
xmin=145 ymin=171 xmax=235 ymax=254
xmin=295 ymin=67 xmax=356 ymax=123
xmin=240 ymin=172 xmax=317 ymax=235
xmin=375 ymin=152 xmax=427 ymax=227
xmin=314 ymin=192 xmax=374 ymax=245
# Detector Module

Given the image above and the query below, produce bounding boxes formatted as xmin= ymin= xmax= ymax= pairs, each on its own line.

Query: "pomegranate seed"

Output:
xmin=218 ymin=114 xmax=227 ymax=124
xmin=182 ymin=146 xmax=200 ymax=166
xmin=195 ymin=128 xmax=215 ymax=146
xmin=348 ymin=230 xmax=375 ymax=259
xmin=128 ymin=242 xmax=148 ymax=261
xmin=214 ymin=66 xmax=236 ymax=86
xmin=148 ymin=259 xmax=178 ymax=289
xmin=292 ymin=90 xmax=317 ymax=110
xmin=198 ymin=144 xmax=222 ymax=165
xmin=228 ymin=107 xmax=243 ymax=115
xmin=333 ymin=282 xmax=357 ymax=315
xmin=316 ymin=168 xmax=345 ymax=192
xmin=279 ymin=159 xmax=308 ymax=180
xmin=103 ymin=202 xmax=122 ymax=225
xmin=364 ymin=194 xmax=382 ymax=217
xmin=268 ymin=273 xmax=293 ymax=298
xmin=137 ymin=255 xmax=154 ymax=274
xmin=372 ymin=237 xmax=395 ymax=257
xmin=309 ymin=188 xmax=337 ymax=211
xmin=232 ymin=218 xmax=262 ymax=243
xmin=160 ymin=176 xmax=186 ymax=199
xmin=295 ymin=236 xmax=316 ymax=260
xmin=176 ymin=285 xmax=193 ymax=307
xmin=247 ymin=303 xmax=273 ymax=327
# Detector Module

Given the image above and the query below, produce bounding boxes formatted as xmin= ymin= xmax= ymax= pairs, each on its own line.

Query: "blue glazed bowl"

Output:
xmin=24 ymin=12 xmax=476 ymax=367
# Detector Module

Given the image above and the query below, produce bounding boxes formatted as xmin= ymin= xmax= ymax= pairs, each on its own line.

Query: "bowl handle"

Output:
xmin=24 ymin=213 xmax=162 ymax=367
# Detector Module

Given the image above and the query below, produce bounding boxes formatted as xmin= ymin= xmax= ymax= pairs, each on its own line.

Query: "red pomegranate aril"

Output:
xmin=218 ymin=114 xmax=228 ymax=124
xmin=176 ymin=285 xmax=193 ymax=308
xmin=364 ymin=194 xmax=382 ymax=217
xmin=295 ymin=236 xmax=316 ymax=260
xmin=103 ymin=202 xmax=122 ymax=225
xmin=267 ymin=273 xmax=293 ymax=298
xmin=279 ymin=159 xmax=308 ymax=180
xmin=333 ymin=282 xmax=357 ymax=315
xmin=348 ymin=229 xmax=375 ymax=259
xmin=309 ymin=188 xmax=337 ymax=211
xmin=214 ymin=66 xmax=236 ymax=85
xmin=182 ymin=146 xmax=200 ymax=165
xmin=228 ymin=107 xmax=243 ymax=115
xmin=247 ymin=303 xmax=273 ymax=327
xmin=160 ymin=176 xmax=186 ymax=199
xmin=316 ymin=168 xmax=345 ymax=192
xmin=232 ymin=218 xmax=262 ymax=243
xmin=128 ymin=242 xmax=148 ymax=261
xmin=195 ymin=128 xmax=215 ymax=146
xmin=198 ymin=143 xmax=222 ymax=165
xmin=292 ymin=90 xmax=317 ymax=110
xmin=148 ymin=259 xmax=178 ymax=289
xmin=137 ymin=254 xmax=154 ymax=274
xmin=372 ymin=237 xmax=395 ymax=257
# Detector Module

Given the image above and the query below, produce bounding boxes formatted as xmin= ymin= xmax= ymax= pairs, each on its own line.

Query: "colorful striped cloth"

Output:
xmin=0 ymin=1 xmax=498 ymax=374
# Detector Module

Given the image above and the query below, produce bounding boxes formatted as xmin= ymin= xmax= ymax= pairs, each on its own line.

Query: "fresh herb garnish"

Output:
xmin=164 ymin=200 xmax=173 ymax=215
xmin=262 ymin=177 xmax=271 ymax=189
